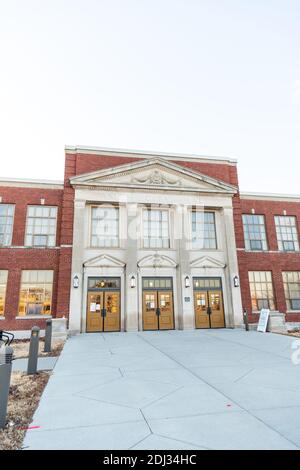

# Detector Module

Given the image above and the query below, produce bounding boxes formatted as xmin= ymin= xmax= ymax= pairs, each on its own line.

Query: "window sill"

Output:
xmin=286 ymin=311 xmax=300 ymax=314
xmin=16 ymin=315 xmax=52 ymax=320
xmin=252 ymin=310 xmax=278 ymax=314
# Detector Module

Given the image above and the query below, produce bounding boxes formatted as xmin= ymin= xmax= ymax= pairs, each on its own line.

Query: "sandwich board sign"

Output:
xmin=257 ymin=309 xmax=270 ymax=333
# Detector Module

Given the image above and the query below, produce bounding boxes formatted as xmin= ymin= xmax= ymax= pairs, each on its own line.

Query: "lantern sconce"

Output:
xmin=185 ymin=276 xmax=191 ymax=288
xmin=73 ymin=275 xmax=79 ymax=289
xmin=233 ymin=276 xmax=240 ymax=288
xmin=130 ymin=275 xmax=136 ymax=289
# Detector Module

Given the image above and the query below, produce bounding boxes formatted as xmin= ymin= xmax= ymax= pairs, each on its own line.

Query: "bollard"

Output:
xmin=0 ymin=345 xmax=14 ymax=429
xmin=44 ymin=319 xmax=52 ymax=353
xmin=27 ymin=326 xmax=40 ymax=375
xmin=243 ymin=309 xmax=250 ymax=332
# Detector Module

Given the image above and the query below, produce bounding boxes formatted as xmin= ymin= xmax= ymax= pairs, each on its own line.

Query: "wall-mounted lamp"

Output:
xmin=130 ymin=275 xmax=136 ymax=289
xmin=73 ymin=275 xmax=79 ymax=289
xmin=233 ymin=276 xmax=240 ymax=288
xmin=185 ymin=276 xmax=191 ymax=288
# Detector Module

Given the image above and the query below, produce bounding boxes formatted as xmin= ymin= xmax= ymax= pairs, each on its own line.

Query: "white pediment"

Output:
xmin=138 ymin=254 xmax=178 ymax=268
xmin=84 ymin=254 xmax=125 ymax=268
xmin=70 ymin=158 xmax=237 ymax=194
xmin=190 ymin=256 xmax=226 ymax=269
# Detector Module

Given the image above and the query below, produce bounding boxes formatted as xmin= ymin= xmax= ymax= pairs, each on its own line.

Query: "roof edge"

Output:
xmin=240 ymin=191 xmax=300 ymax=202
xmin=65 ymin=145 xmax=238 ymax=165
xmin=0 ymin=177 xmax=64 ymax=190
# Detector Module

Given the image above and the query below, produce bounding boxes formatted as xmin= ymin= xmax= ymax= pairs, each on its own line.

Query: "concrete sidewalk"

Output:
xmin=23 ymin=330 xmax=300 ymax=450
xmin=13 ymin=356 xmax=58 ymax=372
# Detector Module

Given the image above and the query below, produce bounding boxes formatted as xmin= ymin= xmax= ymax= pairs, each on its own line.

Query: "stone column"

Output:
xmin=223 ymin=206 xmax=243 ymax=328
xmin=125 ymin=203 xmax=139 ymax=331
xmin=68 ymin=199 xmax=86 ymax=334
xmin=174 ymin=204 xmax=193 ymax=330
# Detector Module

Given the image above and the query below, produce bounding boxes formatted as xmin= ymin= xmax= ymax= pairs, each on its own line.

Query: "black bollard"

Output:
xmin=27 ymin=326 xmax=40 ymax=375
xmin=44 ymin=319 xmax=52 ymax=353
xmin=243 ymin=309 xmax=250 ymax=332
xmin=0 ymin=345 xmax=14 ymax=429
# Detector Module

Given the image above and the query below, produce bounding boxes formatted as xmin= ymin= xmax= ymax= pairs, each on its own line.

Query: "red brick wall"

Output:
xmin=237 ymin=197 xmax=300 ymax=323
xmin=65 ymin=151 xmax=239 ymax=187
xmin=0 ymin=186 xmax=63 ymax=331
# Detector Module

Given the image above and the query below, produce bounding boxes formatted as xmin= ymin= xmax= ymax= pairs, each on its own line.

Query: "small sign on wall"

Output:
xmin=257 ymin=309 xmax=270 ymax=333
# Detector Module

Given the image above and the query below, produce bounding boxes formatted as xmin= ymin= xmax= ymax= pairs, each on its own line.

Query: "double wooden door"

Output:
xmin=143 ymin=290 xmax=174 ymax=331
xmin=194 ymin=290 xmax=225 ymax=329
xmin=86 ymin=291 xmax=120 ymax=332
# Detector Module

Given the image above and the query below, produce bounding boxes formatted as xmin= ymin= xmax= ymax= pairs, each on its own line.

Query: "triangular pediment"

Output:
xmin=84 ymin=254 xmax=125 ymax=268
xmin=138 ymin=254 xmax=177 ymax=268
xmin=70 ymin=158 xmax=237 ymax=194
xmin=190 ymin=256 xmax=226 ymax=269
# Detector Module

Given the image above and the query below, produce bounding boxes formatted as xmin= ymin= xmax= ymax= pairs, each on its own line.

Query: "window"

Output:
xmin=0 ymin=204 xmax=14 ymax=247
xmin=283 ymin=272 xmax=300 ymax=311
xmin=248 ymin=271 xmax=276 ymax=311
xmin=88 ymin=278 xmax=121 ymax=290
xmin=25 ymin=206 xmax=57 ymax=247
xmin=143 ymin=209 xmax=169 ymax=249
xmin=142 ymin=278 xmax=172 ymax=289
xmin=275 ymin=216 xmax=299 ymax=252
xmin=193 ymin=278 xmax=222 ymax=289
xmin=19 ymin=270 xmax=53 ymax=316
xmin=242 ymin=214 xmax=268 ymax=251
xmin=191 ymin=211 xmax=217 ymax=249
xmin=91 ymin=206 xmax=119 ymax=247
xmin=0 ymin=270 xmax=8 ymax=316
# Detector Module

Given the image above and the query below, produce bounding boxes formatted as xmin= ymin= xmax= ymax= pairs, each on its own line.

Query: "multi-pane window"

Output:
xmin=191 ymin=211 xmax=217 ymax=249
xmin=283 ymin=272 xmax=300 ymax=311
xmin=242 ymin=214 xmax=268 ymax=251
xmin=91 ymin=206 xmax=119 ymax=247
xmin=19 ymin=270 xmax=53 ymax=316
xmin=275 ymin=216 xmax=299 ymax=252
xmin=143 ymin=209 xmax=170 ymax=249
xmin=0 ymin=204 xmax=14 ymax=247
xmin=25 ymin=206 xmax=57 ymax=247
xmin=0 ymin=270 xmax=8 ymax=316
xmin=248 ymin=271 xmax=276 ymax=311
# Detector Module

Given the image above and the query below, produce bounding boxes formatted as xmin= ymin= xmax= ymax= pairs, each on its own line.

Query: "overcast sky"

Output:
xmin=0 ymin=0 xmax=299 ymax=193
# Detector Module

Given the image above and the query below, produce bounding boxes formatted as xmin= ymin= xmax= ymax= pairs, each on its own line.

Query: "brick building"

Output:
xmin=0 ymin=146 xmax=299 ymax=335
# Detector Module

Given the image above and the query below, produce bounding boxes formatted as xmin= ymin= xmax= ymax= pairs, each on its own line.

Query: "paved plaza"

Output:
xmin=24 ymin=329 xmax=300 ymax=450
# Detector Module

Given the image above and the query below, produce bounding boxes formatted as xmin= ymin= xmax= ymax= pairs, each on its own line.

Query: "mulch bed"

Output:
xmin=0 ymin=371 xmax=50 ymax=450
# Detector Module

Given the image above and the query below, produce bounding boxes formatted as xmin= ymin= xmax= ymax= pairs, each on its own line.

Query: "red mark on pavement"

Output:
xmin=18 ymin=426 xmax=41 ymax=431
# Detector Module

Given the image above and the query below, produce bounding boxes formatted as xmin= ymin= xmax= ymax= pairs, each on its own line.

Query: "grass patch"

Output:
xmin=12 ymin=339 xmax=64 ymax=359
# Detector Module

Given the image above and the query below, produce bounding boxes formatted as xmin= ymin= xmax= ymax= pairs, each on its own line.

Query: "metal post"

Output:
xmin=243 ymin=309 xmax=249 ymax=332
xmin=44 ymin=319 xmax=52 ymax=353
xmin=27 ymin=326 xmax=40 ymax=375
xmin=0 ymin=346 xmax=13 ymax=429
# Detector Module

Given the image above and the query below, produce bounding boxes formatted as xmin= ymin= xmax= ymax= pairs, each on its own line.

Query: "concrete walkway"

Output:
xmin=13 ymin=356 xmax=58 ymax=372
xmin=23 ymin=330 xmax=300 ymax=450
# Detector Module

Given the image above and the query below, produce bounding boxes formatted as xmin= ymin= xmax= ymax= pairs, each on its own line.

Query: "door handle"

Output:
xmin=101 ymin=308 xmax=107 ymax=318
xmin=207 ymin=306 xmax=212 ymax=316
xmin=156 ymin=308 xmax=161 ymax=316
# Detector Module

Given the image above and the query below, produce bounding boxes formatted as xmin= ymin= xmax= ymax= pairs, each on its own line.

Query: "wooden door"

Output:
xmin=104 ymin=291 xmax=120 ymax=332
xmin=157 ymin=291 xmax=174 ymax=330
xmin=86 ymin=292 xmax=103 ymax=332
xmin=194 ymin=291 xmax=210 ymax=329
xmin=209 ymin=290 xmax=225 ymax=328
xmin=143 ymin=291 xmax=159 ymax=331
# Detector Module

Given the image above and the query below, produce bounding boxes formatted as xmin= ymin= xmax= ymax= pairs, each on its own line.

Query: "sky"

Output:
xmin=0 ymin=0 xmax=300 ymax=193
